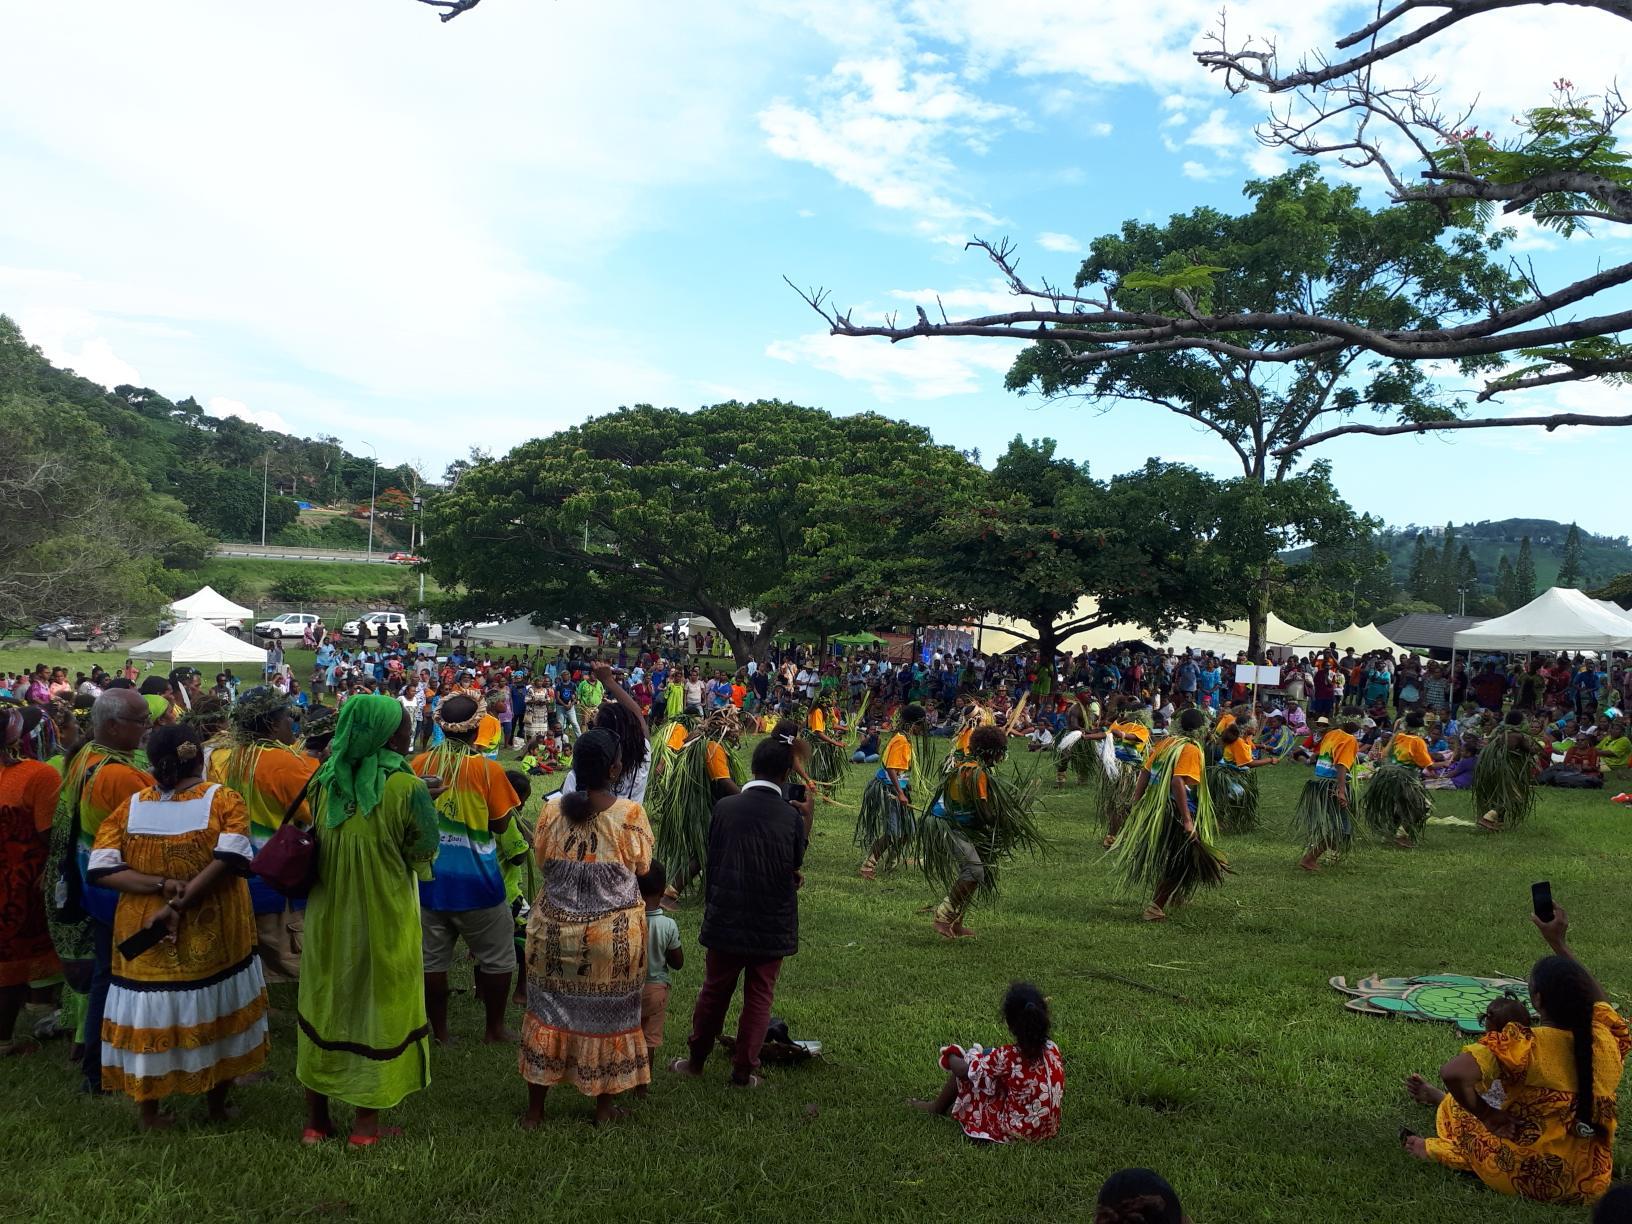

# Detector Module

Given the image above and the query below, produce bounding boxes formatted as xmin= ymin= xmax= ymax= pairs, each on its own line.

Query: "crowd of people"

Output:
xmin=2 ymin=623 xmax=1630 ymax=1215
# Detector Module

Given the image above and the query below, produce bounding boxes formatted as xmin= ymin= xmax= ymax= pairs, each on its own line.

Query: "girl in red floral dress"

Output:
xmin=912 ymin=982 xmax=1063 ymax=1143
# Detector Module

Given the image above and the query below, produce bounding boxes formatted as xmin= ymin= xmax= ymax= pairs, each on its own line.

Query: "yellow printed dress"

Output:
xmin=88 ymin=783 xmax=268 ymax=1100
xmin=519 ymin=796 xmax=653 ymax=1097
xmin=1427 ymin=1004 xmax=1631 ymax=1204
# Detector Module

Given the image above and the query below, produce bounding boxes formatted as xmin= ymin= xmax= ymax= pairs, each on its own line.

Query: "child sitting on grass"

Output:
xmin=635 ymin=863 xmax=683 ymax=1098
xmin=912 ymin=981 xmax=1063 ymax=1143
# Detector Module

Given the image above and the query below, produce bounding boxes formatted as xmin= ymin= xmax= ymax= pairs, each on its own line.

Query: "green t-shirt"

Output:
xmin=577 ymin=680 xmax=605 ymax=710
xmin=645 ymin=909 xmax=681 ymax=985
xmin=496 ymin=819 xmax=529 ymax=908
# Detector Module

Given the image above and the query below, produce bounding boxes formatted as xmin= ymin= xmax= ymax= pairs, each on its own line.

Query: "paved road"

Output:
xmin=214 ymin=543 xmax=401 ymax=565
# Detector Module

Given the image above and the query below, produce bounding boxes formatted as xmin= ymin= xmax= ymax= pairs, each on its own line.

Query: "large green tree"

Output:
xmin=1515 ymin=536 xmax=1539 ymax=604
xmin=422 ymin=402 xmax=974 ymax=664
xmin=1558 ymin=523 xmax=1585 ymax=587
xmin=0 ymin=323 xmax=211 ymax=627
xmin=937 ymin=437 xmax=1365 ymax=665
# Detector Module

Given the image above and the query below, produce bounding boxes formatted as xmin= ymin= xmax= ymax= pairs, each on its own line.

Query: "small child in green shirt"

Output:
xmin=636 ymin=863 xmax=683 ymax=1097
xmin=501 ymin=770 xmax=534 ymax=1005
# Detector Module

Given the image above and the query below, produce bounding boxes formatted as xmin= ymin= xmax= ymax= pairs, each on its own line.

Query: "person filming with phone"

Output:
xmin=1400 ymin=886 xmax=1629 ymax=1205
xmin=670 ymin=731 xmax=812 ymax=1088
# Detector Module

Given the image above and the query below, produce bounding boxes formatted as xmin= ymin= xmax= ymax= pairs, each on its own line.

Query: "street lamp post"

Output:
xmin=413 ymin=494 xmax=424 ymax=606
xmin=259 ymin=449 xmax=270 ymax=546
xmin=360 ymin=441 xmax=378 ymax=560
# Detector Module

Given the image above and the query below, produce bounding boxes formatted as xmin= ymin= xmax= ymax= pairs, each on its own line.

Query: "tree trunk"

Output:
xmin=1248 ymin=563 xmax=1272 ymax=662
xmin=1033 ymin=618 xmax=1060 ymax=700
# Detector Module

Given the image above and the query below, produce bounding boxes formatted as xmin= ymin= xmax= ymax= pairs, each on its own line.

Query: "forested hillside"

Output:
xmin=1377 ymin=520 xmax=1632 ymax=615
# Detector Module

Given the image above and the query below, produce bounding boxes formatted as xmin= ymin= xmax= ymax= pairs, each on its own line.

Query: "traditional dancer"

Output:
xmin=1361 ymin=711 xmax=1434 ymax=848
xmin=1296 ymin=710 xmax=1362 ymax=872
xmin=1053 ymin=690 xmax=1099 ymax=789
xmin=804 ymin=699 xmax=847 ymax=796
xmin=1112 ymin=708 xmax=1225 ymax=922
xmin=1474 ymin=710 xmax=1538 ymax=832
xmin=855 ymin=703 xmax=925 ymax=879
xmin=917 ymin=726 xmax=1046 ymax=939
xmin=1098 ymin=706 xmax=1150 ymax=848
xmin=1206 ymin=721 xmax=1277 ymax=834
xmin=647 ymin=707 xmax=742 ymax=901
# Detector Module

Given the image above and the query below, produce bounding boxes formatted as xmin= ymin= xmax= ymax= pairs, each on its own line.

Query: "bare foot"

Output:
xmin=1141 ymin=904 xmax=1167 ymax=923
xmin=592 ymin=1105 xmax=631 ymax=1126
xmin=857 ymin=863 xmax=876 ymax=880
xmin=1101 ymin=835 xmax=1116 ymax=849
xmin=518 ymin=1114 xmax=543 ymax=1131
xmin=908 ymin=1098 xmax=940 ymax=1113
xmin=1394 ymin=834 xmax=1414 ymax=849
xmin=483 ymin=1028 xmax=519 ymax=1045
xmin=1400 ymin=1130 xmax=1430 ymax=1160
xmin=931 ymin=919 xmax=957 ymax=939
xmin=1297 ymin=856 xmax=1321 ymax=873
xmin=1405 ymin=1073 xmax=1445 ymax=1107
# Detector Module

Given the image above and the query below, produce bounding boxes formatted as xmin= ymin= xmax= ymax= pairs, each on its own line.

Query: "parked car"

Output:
xmin=387 ymin=551 xmax=424 ymax=564
xmin=253 ymin=612 xmax=323 ymax=642
xmin=33 ymin=616 xmax=123 ymax=641
xmin=341 ymin=611 xmax=444 ymax=642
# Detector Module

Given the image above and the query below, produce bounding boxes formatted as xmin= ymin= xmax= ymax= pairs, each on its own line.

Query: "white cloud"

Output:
xmin=1181 ymin=160 xmax=1217 ymax=180
xmin=759 ymin=56 xmax=1020 ymax=239
xmin=766 ymin=330 xmax=1018 ymax=400
xmin=887 ymin=278 xmax=1062 ymax=316
xmin=15 ymin=306 xmax=142 ymax=388
xmin=208 ymin=396 xmax=289 ymax=433
xmin=1185 ymin=107 xmax=1244 ymax=151
xmin=1036 ymin=231 xmax=1083 ymax=253
xmin=1090 ymin=120 xmax=1115 ymax=136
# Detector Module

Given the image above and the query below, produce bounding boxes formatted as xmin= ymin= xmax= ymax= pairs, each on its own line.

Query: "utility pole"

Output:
xmin=260 ymin=450 xmax=270 ymax=546
xmin=414 ymin=494 xmax=425 ymax=606
xmin=361 ymin=440 xmax=378 ymax=560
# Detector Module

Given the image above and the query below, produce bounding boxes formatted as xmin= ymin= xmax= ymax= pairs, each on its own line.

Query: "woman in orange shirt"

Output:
xmin=1206 ymin=721 xmax=1278 ymax=834
xmin=1114 ymin=708 xmax=1225 ymax=922
xmin=1361 ymin=710 xmax=1434 ymax=848
xmin=1296 ymin=710 xmax=1362 ymax=871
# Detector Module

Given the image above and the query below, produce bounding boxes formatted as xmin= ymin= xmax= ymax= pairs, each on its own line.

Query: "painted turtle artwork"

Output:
xmin=1329 ymin=973 xmax=1532 ymax=1036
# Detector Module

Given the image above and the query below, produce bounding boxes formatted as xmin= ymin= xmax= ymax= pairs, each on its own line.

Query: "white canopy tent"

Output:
xmin=688 ymin=610 xmax=764 ymax=635
xmin=129 ymin=618 xmax=268 ymax=665
xmin=169 ymin=585 xmax=254 ymax=621
xmin=972 ymin=598 xmax=1312 ymax=658
xmin=1286 ymin=622 xmax=1401 ymax=655
xmin=471 ymin=617 xmax=596 ymax=648
xmin=1453 ymin=587 xmax=1632 ymax=653
xmin=1594 ymin=599 xmax=1632 ymax=629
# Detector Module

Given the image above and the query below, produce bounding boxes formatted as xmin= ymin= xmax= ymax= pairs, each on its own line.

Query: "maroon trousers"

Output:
xmin=686 ymin=949 xmax=783 ymax=1080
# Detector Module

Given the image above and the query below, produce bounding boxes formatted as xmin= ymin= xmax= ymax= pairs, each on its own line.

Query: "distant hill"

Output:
xmin=1379 ymin=519 xmax=1632 ymax=594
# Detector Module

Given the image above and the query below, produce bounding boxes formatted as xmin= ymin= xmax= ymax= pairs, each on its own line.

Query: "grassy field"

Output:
xmin=3 ymin=751 xmax=1630 ymax=1224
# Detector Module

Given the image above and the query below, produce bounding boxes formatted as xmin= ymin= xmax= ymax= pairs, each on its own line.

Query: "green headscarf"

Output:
xmin=314 ymin=694 xmax=409 ymax=827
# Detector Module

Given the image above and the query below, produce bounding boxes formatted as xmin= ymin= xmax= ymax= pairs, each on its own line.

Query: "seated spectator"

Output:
xmin=912 ymin=982 xmax=1063 ymax=1144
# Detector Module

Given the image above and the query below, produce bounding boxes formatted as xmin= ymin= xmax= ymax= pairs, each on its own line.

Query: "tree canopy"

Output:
xmin=421 ymin=401 xmax=975 ymax=664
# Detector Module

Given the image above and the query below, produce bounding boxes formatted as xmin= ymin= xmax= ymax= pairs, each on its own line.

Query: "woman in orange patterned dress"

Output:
xmin=0 ymin=706 xmax=62 ymax=1054
xmin=88 ymin=723 xmax=268 ymax=1129
xmin=519 ymin=728 xmax=653 ymax=1126
xmin=1402 ymin=903 xmax=1628 ymax=1205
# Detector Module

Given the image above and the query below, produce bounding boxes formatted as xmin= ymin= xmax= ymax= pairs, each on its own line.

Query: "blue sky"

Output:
xmin=2 ymin=0 xmax=1628 ymax=535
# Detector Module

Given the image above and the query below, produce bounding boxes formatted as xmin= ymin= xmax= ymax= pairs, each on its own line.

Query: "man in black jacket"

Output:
xmin=671 ymin=734 xmax=812 ymax=1086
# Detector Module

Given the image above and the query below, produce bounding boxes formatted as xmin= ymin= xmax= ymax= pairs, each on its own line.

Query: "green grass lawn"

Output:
xmin=4 ymin=752 xmax=1630 ymax=1222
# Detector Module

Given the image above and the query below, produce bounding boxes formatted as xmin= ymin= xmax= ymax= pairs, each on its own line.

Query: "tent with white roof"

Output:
xmin=1452 ymin=587 xmax=1632 ymax=653
xmin=169 ymin=585 xmax=254 ymax=621
xmin=1286 ymin=622 xmax=1402 ymax=655
xmin=129 ymin=618 xmax=268 ymax=665
xmin=471 ymin=617 xmax=596 ymax=648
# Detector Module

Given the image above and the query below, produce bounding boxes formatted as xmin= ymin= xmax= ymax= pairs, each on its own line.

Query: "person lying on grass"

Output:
xmin=1400 ymin=902 xmax=1629 ymax=1206
xmin=912 ymin=981 xmax=1062 ymax=1143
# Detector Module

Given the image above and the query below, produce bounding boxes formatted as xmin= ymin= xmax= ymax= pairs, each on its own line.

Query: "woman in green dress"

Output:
xmin=296 ymin=695 xmax=440 ymax=1147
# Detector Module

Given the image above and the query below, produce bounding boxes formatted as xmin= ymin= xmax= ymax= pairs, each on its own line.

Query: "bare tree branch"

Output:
xmin=416 ymin=0 xmax=483 ymax=21
xmin=1274 ymin=410 xmax=1632 ymax=456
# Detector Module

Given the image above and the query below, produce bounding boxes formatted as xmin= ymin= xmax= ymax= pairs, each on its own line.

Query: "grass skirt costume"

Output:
xmin=804 ymin=726 xmax=847 ymax=796
xmin=647 ymin=723 xmax=742 ymax=891
xmin=1055 ymin=732 xmax=1105 ymax=789
xmin=1294 ymin=776 xmax=1353 ymax=855
xmin=855 ymin=767 xmax=915 ymax=872
xmin=1472 ymin=735 xmax=1536 ymax=827
xmin=917 ymin=759 xmax=1046 ymax=923
xmin=1359 ymin=763 xmax=1431 ymax=843
xmin=1099 ymin=748 xmax=1140 ymax=833
xmin=1109 ymin=737 xmax=1225 ymax=905
xmin=1205 ymin=761 xmax=1260 ymax=834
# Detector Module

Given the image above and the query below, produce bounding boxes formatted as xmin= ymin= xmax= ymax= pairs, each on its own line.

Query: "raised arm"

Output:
xmin=594 ymin=661 xmax=648 ymax=739
xmin=1533 ymin=905 xmax=1604 ymax=1002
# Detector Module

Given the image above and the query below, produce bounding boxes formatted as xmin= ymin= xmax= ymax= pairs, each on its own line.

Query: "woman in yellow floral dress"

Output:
xmin=519 ymin=728 xmax=653 ymax=1126
xmin=88 ymin=723 xmax=268 ymax=1129
xmin=1402 ymin=903 xmax=1628 ymax=1206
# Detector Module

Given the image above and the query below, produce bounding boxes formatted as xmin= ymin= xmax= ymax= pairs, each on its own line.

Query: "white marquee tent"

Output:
xmin=972 ymin=600 xmax=1314 ymax=658
xmin=688 ymin=611 xmax=765 ymax=635
xmin=1286 ymin=622 xmax=1402 ymax=655
xmin=169 ymin=585 xmax=254 ymax=621
xmin=471 ymin=618 xmax=596 ymax=648
xmin=129 ymin=618 xmax=268 ymax=665
xmin=1452 ymin=587 xmax=1632 ymax=653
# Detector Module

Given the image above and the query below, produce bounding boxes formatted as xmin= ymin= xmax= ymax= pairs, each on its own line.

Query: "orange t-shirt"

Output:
xmin=881 ymin=733 xmax=912 ymax=772
xmin=1391 ymin=733 xmax=1434 ymax=770
xmin=1214 ymin=712 xmax=1236 ymax=738
xmin=705 ymin=741 xmax=731 ymax=782
xmin=1172 ymin=742 xmax=1203 ymax=783
xmin=1224 ymin=737 xmax=1253 ymax=767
